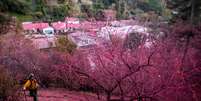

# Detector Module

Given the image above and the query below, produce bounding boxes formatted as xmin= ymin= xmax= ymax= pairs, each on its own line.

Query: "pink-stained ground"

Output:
xmin=24 ymin=88 xmax=104 ymax=101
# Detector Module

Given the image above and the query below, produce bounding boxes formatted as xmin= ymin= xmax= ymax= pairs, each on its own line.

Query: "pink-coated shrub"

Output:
xmin=0 ymin=66 xmax=21 ymax=101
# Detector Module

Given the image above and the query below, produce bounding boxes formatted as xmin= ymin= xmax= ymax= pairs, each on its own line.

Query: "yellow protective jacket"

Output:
xmin=23 ymin=79 xmax=38 ymax=90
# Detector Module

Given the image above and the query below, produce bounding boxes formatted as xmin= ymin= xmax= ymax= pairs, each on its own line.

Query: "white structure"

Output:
xmin=110 ymin=21 xmax=126 ymax=27
xmin=42 ymin=27 xmax=55 ymax=37
xmin=51 ymin=21 xmax=67 ymax=33
xmin=68 ymin=31 xmax=97 ymax=48
xmin=65 ymin=17 xmax=80 ymax=24
xmin=31 ymin=37 xmax=57 ymax=49
xmin=98 ymin=25 xmax=150 ymax=39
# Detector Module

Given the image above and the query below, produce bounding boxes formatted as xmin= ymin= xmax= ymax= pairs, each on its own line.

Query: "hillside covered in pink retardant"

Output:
xmin=1 ymin=0 xmax=201 ymax=101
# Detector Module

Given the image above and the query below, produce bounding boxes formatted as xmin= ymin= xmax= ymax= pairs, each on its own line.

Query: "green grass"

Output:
xmin=9 ymin=13 xmax=33 ymax=22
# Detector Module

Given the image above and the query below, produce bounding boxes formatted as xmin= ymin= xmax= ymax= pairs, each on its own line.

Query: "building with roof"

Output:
xmin=31 ymin=36 xmax=57 ymax=49
xmin=65 ymin=17 xmax=81 ymax=31
xmin=65 ymin=17 xmax=80 ymax=24
xmin=22 ymin=22 xmax=49 ymax=34
xmin=68 ymin=31 xmax=97 ymax=48
xmin=98 ymin=25 xmax=149 ymax=39
xmin=51 ymin=21 xmax=67 ymax=34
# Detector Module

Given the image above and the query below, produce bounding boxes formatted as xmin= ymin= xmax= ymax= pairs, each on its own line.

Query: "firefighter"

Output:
xmin=23 ymin=73 xmax=39 ymax=101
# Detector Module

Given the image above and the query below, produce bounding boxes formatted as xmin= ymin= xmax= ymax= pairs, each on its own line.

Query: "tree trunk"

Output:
xmin=138 ymin=96 xmax=142 ymax=101
xmin=106 ymin=92 xmax=111 ymax=101
xmin=181 ymin=35 xmax=191 ymax=72
xmin=190 ymin=0 xmax=195 ymax=23
xmin=118 ymin=83 xmax=124 ymax=101
xmin=96 ymin=90 xmax=100 ymax=100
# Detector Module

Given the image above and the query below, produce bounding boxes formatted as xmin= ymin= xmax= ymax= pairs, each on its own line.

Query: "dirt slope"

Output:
xmin=24 ymin=88 xmax=103 ymax=101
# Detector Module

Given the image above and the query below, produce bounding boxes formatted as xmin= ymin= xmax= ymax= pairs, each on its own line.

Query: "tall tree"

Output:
xmin=0 ymin=0 xmax=29 ymax=23
xmin=167 ymin=0 xmax=201 ymax=23
xmin=0 ymin=0 xmax=30 ymax=35
xmin=0 ymin=0 xmax=29 ymax=14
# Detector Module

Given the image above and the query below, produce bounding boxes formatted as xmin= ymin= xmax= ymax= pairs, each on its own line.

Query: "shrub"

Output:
xmin=0 ymin=66 xmax=20 ymax=101
xmin=56 ymin=36 xmax=77 ymax=54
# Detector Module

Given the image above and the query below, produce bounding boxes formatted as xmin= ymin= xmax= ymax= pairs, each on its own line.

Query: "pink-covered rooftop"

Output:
xmin=22 ymin=22 xmax=49 ymax=30
xmin=51 ymin=22 xmax=66 ymax=30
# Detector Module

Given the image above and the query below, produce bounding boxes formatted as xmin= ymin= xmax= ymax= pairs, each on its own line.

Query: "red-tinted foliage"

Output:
xmin=1 ymin=22 xmax=201 ymax=101
xmin=61 ymin=23 xmax=201 ymax=101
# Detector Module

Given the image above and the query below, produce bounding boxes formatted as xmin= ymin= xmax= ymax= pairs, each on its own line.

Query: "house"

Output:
xmin=68 ymin=31 xmax=97 ymax=48
xmin=33 ymin=23 xmax=49 ymax=31
xmin=110 ymin=20 xmax=136 ymax=27
xmin=65 ymin=17 xmax=80 ymax=31
xmin=80 ymin=21 xmax=96 ymax=31
xmin=22 ymin=22 xmax=50 ymax=34
xmin=67 ymin=23 xmax=81 ymax=32
xmin=80 ymin=21 xmax=106 ymax=32
xmin=65 ymin=17 xmax=80 ymax=24
xmin=98 ymin=25 xmax=149 ymax=39
xmin=51 ymin=21 xmax=67 ymax=34
xmin=31 ymin=37 xmax=57 ymax=49
xmin=110 ymin=21 xmax=126 ymax=27
xmin=120 ymin=19 xmax=137 ymax=26
xmin=22 ymin=22 xmax=37 ymax=34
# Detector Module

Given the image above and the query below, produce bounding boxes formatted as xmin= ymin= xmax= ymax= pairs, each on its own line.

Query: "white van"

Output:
xmin=43 ymin=27 xmax=55 ymax=37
